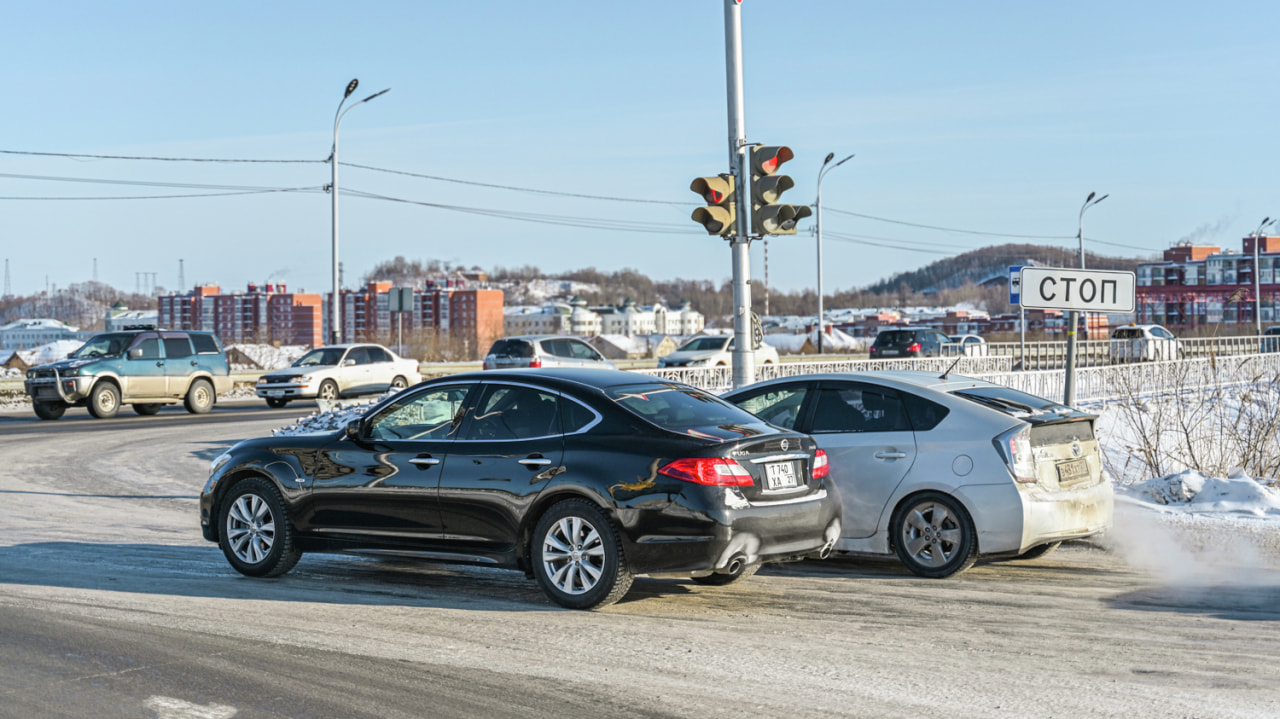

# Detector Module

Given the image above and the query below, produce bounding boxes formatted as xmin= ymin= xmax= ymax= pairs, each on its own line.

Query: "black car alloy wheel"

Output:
xmin=218 ymin=478 xmax=302 ymax=578
xmin=532 ymin=499 xmax=633 ymax=610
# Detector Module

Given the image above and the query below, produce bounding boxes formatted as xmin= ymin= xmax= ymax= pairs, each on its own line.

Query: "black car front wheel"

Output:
xmin=218 ymin=478 xmax=301 ymax=578
xmin=891 ymin=492 xmax=977 ymax=578
xmin=532 ymin=499 xmax=632 ymax=610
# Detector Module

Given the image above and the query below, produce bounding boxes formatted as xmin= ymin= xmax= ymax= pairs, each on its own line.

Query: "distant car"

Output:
xmin=1262 ymin=326 xmax=1280 ymax=352
xmin=724 ymin=371 xmax=1113 ymax=578
xmin=201 ymin=368 xmax=841 ymax=609
xmin=482 ymin=335 xmax=616 ymax=370
xmin=1110 ymin=324 xmax=1181 ymax=362
xmin=946 ymin=334 xmax=989 ymax=357
xmin=868 ymin=328 xmax=952 ymax=359
xmin=255 ymin=343 xmax=421 ymax=407
xmin=24 ymin=328 xmax=231 ymax=420
xmin=656 ymin=333 xmax=779 ymax=368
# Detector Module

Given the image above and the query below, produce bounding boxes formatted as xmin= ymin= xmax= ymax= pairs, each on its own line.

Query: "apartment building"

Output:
xmin=1135 ymin=235 xmax=1280 ymax=329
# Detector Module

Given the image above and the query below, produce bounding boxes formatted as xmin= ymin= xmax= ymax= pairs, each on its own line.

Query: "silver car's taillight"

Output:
xmin=994 ymin=425 xmax=1037 ymax=484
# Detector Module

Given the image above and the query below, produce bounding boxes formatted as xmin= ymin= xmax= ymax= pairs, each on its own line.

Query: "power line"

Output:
xmin=0 ymin=149 xmax=321 ymax=164
xmin=825 ymin=207 xmax=1074 ymax=240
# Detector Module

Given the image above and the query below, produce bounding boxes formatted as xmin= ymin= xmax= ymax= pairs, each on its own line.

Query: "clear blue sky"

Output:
xmin=2 ymin=1 xmax=1277 ymax=300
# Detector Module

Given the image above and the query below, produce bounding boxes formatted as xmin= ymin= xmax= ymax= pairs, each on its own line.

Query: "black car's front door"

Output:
xmin=304 ymin=383 xmax=475 ymax=545
xmin=438 ymin=382 xmax=565 ymax=552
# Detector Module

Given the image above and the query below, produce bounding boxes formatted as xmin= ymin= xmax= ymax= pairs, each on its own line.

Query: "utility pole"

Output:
xmin=178 ymin=258 xmax=185 ymax=292
xmin=723 ymin=0 xmax=754 ymax=390
xmin=1064 ymin=192 xmax=1107 ymax=406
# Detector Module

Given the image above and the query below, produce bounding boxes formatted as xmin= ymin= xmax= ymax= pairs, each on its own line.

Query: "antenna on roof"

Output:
xmin=939 ymin=353 xmax=964 ymax=381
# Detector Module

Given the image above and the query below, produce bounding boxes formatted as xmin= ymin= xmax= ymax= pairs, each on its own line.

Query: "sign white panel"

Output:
xmin=1019 ymin=267 xmax=1135 ymax=313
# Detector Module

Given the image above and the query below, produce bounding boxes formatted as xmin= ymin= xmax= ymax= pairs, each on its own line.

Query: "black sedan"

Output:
xmin=200 ymin=369 xmax=841 ymax=609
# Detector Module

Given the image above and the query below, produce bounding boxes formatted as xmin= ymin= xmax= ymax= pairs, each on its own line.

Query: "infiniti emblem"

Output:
xmin=780 ymin=439 xmax=789 ymax=451
xmin=1070 ymin=441 xmax=1082 ymax=458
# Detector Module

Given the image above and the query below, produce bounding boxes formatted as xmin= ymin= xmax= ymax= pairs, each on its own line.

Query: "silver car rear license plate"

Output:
xmin=765 ymin=461 xmax=799 ymax=491
xmin=1056 ymin=459 xmax=1090 ymax=486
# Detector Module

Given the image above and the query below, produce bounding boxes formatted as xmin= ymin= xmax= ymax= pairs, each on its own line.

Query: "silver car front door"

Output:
xmin=805 ymin=382 xmax=917 ymax=539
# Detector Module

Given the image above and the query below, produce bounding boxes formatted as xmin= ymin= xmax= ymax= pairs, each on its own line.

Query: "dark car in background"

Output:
xmin=201 ymin=368 xmax=841 ymax=609
xmin=869 ymin=328 xmax=952 ymax=359
xmin=24 ymin=327 xmax=231 ymax=420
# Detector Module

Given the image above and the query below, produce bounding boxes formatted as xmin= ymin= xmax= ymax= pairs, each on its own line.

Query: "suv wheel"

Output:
xmin=133 ymin=403 xmax=163 ymax=416
xmin=87 ymin=382 xmax=120 ymax=419
xmin=33 ymin=401 xmax=67 ymax=420
xmin=184 ymin=379 xmax=214 ymax=414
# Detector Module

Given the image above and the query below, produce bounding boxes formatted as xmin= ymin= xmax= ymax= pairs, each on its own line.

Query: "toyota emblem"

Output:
xmin=1070 ymin=441 xmax=1082 ymax=458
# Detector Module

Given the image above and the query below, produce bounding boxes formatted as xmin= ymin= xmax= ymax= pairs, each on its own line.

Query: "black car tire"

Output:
xmin=184 ymin=379 xmax=214 ymax=414
xmin=1016 ymin=541 xmax=1061 ymax=560
xmin=218 ymin=478 xmax=302 ymax=578
xmin=133 ymin=403 xmax=163 ymax=416
xmin=532 ymin=499 xmax=633 ymax=610
xmin=692 ymin=562 xmax=759 ymax=586
xmin=391 ymin=375 xmax=408 ymax=389
xmin=891 ymin=491 xmax=977 ymax=579
xmin=317 ymin=380 xmax=339 ymax=401
xmin=265 ymin=397 xmax=289 ymax=408
xmin=87 ymin=382 xmax=120 ymax=419
xmin=33 ymin=400 xmax=67 ymax=420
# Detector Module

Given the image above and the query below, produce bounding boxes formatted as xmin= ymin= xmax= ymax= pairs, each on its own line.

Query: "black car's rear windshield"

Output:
xmin=488 ymin=339 xmax=534 ymax=358
xmin=874 ymin=331 xmax=920 ymax=345
xmin=605 ymin=382 xmax=760 ymax=430
xmin=952 ymin=386 xmax=1065 ymax=414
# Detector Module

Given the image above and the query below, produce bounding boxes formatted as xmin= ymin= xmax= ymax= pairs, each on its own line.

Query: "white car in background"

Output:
xmin=255 ymin=343 xmax=421 ymax=407
xmin=1110 ymin=324 xmax=1181 ymax=362
xmin=946 ymin=334 xmax=989 ymax=357
xmin=657 ymin=333 xmax=778 ymax=368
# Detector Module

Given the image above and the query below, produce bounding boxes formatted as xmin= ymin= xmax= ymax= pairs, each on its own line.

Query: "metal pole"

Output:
xmin=1064 ymin=192 xmax=1107 ymax=406
xmin=815 ymin=153 xmax=853 ymax=356
xmin=724 ymin=0 xmax=753 ymax=390
xmin=1254 ymin=218 xmax=1271 ymax=337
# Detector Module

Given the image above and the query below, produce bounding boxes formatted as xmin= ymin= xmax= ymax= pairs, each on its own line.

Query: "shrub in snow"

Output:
xmin=272 ymin=390 xmax=400 ymax=436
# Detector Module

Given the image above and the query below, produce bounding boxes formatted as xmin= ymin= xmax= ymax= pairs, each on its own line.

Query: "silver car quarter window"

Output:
xmin=733 ymin=386 xmax=809 ymax=430
xmin=811 ymin=385 xmax=911 ymax=434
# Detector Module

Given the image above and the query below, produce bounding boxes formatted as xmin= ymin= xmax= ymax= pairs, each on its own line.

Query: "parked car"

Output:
xmin=1110 ymin=324 xmax=1181 ymax=362
xmin=201 ymin=368 xmax=841 ymax=609
xmin=255 ymin=343 xmax=421 ymax=407
xmin=946 ymin=334 xmax=989 ymax=357
xmin=482 ymin=335 xmax=616 ymax=370
xmin=724 ymin=370 xmax=1113 ymax=578
xmin=869 ymin=328 xmax=952 ymax=359
xmin=656 ymin=333 xmax=779 ymax=368
xmin=24 ymin=327 xmax=231 ymax=420
xmin=1262 ymin=326 xmax=1280 ymax=353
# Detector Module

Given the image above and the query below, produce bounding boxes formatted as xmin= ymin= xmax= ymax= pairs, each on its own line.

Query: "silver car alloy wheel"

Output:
xmin=226 ymin=493 xmax=277 ymax=565
xmin=541 ymin=516 xmax=606 ymax=595
xmin=900 ymin=500 xmax=963 ymax=568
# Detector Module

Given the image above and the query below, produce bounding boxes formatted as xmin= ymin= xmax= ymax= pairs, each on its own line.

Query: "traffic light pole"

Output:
xmin=724 ymin=0 xmax=754 ymax=390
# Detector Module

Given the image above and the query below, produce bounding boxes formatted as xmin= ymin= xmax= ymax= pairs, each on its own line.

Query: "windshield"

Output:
xmin=72 ymin=333 xmax=133 ymax=359
xmin=953 ymin=386 xmax=1065 ymax=414
xmin=293 ymin=348 xmax=347 ymax=367
xmin=606 ymin=382 xmax=762 ymax=431
xmin=678 ymin=336 xmax=730 ymax=352
xmin=874 ymin=331 xmax=919 ymax=345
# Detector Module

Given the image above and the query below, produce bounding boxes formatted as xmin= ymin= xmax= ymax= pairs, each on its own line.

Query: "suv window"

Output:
xmin=543 ymin=339 xmax=574 ymax=358
xmin=72 ymin=333 xmax=133 ymax=358
xmin=130 ymin=335 xmax=162 ymax=360
xmin=488 ymin=339 xmax=533 ymax=358
xmin=567 ymin=340 xmax=600 ymax=361
xmin=163 ymin=336 xmax=193 ymax=359
xmin=874 ymin=331 xmax=918 ymax=345
xmin=190 ymin=333 xmax=222 ymax=354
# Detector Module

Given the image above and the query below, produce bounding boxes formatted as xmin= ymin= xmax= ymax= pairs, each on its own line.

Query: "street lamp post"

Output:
xmin=815 ymin=152 xmax=854 ymax=355
xmin=1064 ymin=191 xmax=1108 ymax=406
xmin=330 ymin=79 xmax=390 ymax=345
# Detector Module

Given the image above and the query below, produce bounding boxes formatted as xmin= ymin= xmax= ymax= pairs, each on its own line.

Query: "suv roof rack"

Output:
xmin=122 ymin=324 xmax=158 ymax=331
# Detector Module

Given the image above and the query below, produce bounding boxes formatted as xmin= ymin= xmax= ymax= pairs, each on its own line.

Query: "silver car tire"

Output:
xmin=891 ymin=492 xmax=977 ymax=579
xmin=532 ymin=499 xmax=632 ymax=610
xmin=391 ymin=375 xmax=408 ymax=389
xmin=218 ymin=478 xmax=301 ymax=578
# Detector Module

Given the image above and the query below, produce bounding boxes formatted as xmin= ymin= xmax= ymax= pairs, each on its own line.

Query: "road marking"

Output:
xmin=145 ymin=696 xmax=237 ymax=719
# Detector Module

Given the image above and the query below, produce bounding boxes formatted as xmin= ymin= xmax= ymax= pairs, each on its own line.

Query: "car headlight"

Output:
xmin=60 ymin=367 xmax=80 ymax=377
xmin=209 ymin=450 xmax=234 ymax=475
xmin=27 ymin=370 xmax=36 ymax=378
xmin=296 ymin=375 xmax=313 ymax=384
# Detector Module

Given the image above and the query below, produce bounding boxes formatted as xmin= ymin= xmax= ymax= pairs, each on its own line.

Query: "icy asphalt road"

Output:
xmin=1 ymin=402 xmax=1278 ymax=719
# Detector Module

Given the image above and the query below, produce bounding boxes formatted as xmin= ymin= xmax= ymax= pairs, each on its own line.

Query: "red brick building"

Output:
xmin=1135 ymin=235 xmax=1280 ymax=330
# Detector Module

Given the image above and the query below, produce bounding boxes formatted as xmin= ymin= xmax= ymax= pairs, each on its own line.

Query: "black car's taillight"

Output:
xmin=658 ymin=458 xmax=753 ymax=487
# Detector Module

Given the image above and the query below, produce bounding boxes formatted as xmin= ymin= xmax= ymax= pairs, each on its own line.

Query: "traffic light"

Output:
xmin=690 ymin=174 xmax=736 ymax=236
xmin=749 ymin=145 xmax=813 ymax=235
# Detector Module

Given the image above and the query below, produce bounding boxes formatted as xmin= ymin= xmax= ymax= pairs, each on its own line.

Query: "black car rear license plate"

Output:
xmin=765 ymin=461 xmax=799 ymax=491
xmin=1056 ymin=459 xmax=1090 ymax=485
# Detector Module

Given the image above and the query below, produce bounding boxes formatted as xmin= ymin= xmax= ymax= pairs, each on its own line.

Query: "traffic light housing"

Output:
xmin=750 ymin=145 xmax=813 ymax=235
xmin=690 ymin=174 xmax=737 ymax=236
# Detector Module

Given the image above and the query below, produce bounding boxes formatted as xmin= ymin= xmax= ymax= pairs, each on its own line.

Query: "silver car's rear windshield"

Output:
xmin=488 ymin=339 xmax=534 ymax=358
xmin=952 ymin=386 xmax=1065 ymax=415
xmin=605 ymin=382 xmax=759 ymax=430
xmin=679 ymin=336 xmax=730 ymax=352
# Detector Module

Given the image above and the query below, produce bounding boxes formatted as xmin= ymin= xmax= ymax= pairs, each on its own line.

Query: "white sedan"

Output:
xmin=255 ymin=344 xmax=422 ymax=407
xmin=725 ymin=371 xmax=1114 ymax=578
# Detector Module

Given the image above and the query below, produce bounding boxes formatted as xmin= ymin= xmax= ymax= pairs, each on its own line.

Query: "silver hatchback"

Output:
xmin=482 ymin=335 xmax=617 ymax=370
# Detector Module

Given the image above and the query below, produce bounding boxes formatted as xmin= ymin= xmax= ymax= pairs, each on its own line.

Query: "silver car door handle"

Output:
xmin=409 ymin=457 xmax=440 ymax=466
xmin=874 ymin=451 xmax=908 ymax=460
xmin=518 ymin=458 xmax=552 ymax=466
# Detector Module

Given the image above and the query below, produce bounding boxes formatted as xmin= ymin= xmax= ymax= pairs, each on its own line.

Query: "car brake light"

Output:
xmin=529 ymin=357 xmax=542 ymax=368
xmin=812 ymin=449 xmax=829 ymax=480
xmin=994 ymin=426 xmax=1037 ymax=483
xmin=869 ymin=346 xmax=878 ymax=354
xmin=658 ymin=458 xmax=754 ymax=487
xmin=907 ymin=343 xmax=921 ymax=353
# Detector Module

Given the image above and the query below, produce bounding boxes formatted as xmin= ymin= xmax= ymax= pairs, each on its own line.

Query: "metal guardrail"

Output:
xmin=636 ymin=356 xmax=1015 ymax=394
xmin=985 ymin=334 xmax=1278 ymax=370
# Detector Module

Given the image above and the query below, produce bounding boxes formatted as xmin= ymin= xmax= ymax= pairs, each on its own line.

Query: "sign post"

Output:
xmin=1019 ymin=267 xmax=1136 ymax=405
xmin=389 ymin=287 xmax=415 ymax=358
xmin=1009 ymin=265 xmax=1024 ymax=369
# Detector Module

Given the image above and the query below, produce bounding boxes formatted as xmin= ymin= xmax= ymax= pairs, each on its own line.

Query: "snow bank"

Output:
xmin=272 ymin=391 xmax=400 ymax=436
xmin=1129 ymin=469 xmax=1280 ymax=516
xmin=227 ymin=344 xmax=309 ymax=371
xmin=18 ymin=340 xmax=85 ymax=365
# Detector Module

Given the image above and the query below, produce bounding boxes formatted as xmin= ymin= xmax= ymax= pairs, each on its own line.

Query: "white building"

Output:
xmin=0 ymin=319 xmax=81 ymax=350
xmin=104 ymin=303 xmax=159 ymax=332
xmin=502 ymin=297 xmax=704 ymax=339
xmin=504 ymin=304 xmax=571 ymax=336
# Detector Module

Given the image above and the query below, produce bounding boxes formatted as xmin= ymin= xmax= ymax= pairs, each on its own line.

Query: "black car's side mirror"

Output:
xmin=344 ymin=420 xmax=363 ymax=442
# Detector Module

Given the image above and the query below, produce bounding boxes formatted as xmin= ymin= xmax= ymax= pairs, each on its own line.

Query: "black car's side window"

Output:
xmin=467 ymin=385 xmax=562 ymax=440
xmin=367 ymin=385 xmax=472 ymax=441
xmin=810 ymin=385 xmax=911 ymax=433
xmin=732 ymin=385 xmax=809 ymax=430
xmin=560 ymin=397 xmax=600 ymax=434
